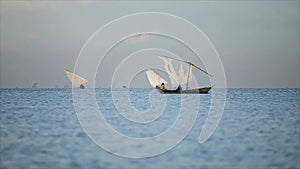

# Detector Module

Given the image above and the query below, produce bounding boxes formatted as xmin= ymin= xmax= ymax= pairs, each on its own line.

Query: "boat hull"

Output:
xmin=157 ymin=86 xmax=212 ymax=94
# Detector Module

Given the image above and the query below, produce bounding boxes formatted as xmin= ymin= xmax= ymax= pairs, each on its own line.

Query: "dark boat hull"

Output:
xmin=157 ymin=86 xmax=212 ymax=94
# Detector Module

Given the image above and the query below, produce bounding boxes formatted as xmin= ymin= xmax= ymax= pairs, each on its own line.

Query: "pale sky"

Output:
xmin=1 ymin=1 xmax=299 ymax=88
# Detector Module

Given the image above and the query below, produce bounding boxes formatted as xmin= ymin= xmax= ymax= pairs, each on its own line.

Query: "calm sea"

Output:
xmin=1 ymin=88 xmax=299 ymax=168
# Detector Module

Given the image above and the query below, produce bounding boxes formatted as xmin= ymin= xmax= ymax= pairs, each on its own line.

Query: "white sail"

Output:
xmin=146 ymin=69 xmax=168 ymax=88
xmin=187 ymin=64 xmax=193 ymax=83
xmin=64 ymin=70 xmax=88 ymax=88
xmin=178 ymin=64 xmax=192 ymax=85
xmin=32 ymin=82 xmax=39 ymax=88
xmin=159 ymin=56 xmax=193 ymax=88
xmin=159 ymin=56 xmax=178 ymax=87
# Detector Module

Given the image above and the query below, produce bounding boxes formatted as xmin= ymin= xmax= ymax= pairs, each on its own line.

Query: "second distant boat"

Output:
xmin=64 ymin=70 xmax=88 ymax=89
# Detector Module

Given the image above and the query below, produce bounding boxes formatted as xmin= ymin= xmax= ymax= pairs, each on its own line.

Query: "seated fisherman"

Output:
xmin=159 ymin=83 xmax=165 ymax=90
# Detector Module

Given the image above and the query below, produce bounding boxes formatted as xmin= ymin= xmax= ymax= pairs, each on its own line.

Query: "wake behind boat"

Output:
xmin=146 ymin=56 xmax=212 ymax=94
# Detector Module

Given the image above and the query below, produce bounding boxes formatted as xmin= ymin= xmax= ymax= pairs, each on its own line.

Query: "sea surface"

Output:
xmin=0 ymin=88 xmax=299 ymax=168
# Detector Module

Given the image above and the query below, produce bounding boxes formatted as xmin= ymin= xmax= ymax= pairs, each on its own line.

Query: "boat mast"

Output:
xmin=186 ymin=63 xmax=192 ymax=90
xmin=161 ymin=55 xmax=211 ymax=75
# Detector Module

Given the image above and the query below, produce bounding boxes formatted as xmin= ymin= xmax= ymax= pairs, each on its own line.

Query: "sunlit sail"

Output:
xmin=64 ymin=70 xmax=88 ymax=89
xmin=145 ymin=68 xmax=168 ymax=88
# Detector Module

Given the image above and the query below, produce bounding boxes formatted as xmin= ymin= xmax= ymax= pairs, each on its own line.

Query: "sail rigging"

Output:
xmin=145 ymin=69 xmax=168 ymax=88
xmin=159 ymin=56 xmax=178 ymax=87
xmin=160 ymin=55 xmax=212 ymax=90
xmin=161 ymin=55 xmax=212 ymax=77
xmin=145 ymin=55 xmax=212 ymax=94
xmin=159 ymin=56 xmax=193 ymax=88
xmin=64 ymin=70 xmax=88 ymax=88
xmin=181 ymin=63 xmax=193 ymax=86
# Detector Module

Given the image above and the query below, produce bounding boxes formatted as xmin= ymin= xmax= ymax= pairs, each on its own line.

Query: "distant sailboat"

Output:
xmin=32 ymin=82 xmax=39 ymax=88
xmin=64 ymin=70 xmax=88 ymax=89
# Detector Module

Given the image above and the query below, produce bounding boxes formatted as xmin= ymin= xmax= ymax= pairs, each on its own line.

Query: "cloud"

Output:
xmin=124 ymin=33 xmax=155 ymax=44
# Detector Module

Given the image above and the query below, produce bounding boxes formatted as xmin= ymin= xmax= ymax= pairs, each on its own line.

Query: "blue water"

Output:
xmin=1 ymin=88 xmax=299 ymax=168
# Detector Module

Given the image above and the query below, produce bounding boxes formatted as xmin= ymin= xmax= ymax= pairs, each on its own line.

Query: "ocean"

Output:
xmin=0 ymin=88 xmax=299 ymax=168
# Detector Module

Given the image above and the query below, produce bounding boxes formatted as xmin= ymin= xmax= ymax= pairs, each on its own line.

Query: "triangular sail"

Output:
xmin=159 ymin=56 xmax=178 ymax=87
xmin=32 ymin=82 xmax=39 ymax=88
xmin=145 ymin=69 xmax=168 ymax=88
xmin=159 ymin=56 xmax=193 ymax=88
xmin=64 ymin=70 xmax=88 ymax=88
xmin=178 ymin=64 xmax=192 ymax=85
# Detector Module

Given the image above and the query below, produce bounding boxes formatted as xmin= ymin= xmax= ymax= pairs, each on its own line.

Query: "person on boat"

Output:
xmin=159 ymin=83 xmax=165 ymax=90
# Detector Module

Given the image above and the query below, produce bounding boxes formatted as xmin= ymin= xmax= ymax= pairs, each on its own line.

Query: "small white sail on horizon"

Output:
xmin=64 ymin=70 xmax=88 ymax=89
xmin=32 ymin=82 xmax=39 ymax=88
xmin=145 ymin=69 xmax=168 ymax=88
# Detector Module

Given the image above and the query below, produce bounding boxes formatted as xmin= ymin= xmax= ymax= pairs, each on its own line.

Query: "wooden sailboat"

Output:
xmin=32 ymin=82 xmax=39 ymax=88
xmin=156 ymin=86 xmax=212 ymax=94
xmin=64 ymin=70 xmax=88 ymax=89
xmin=146 ymin=56 xmax=212 ymax=94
